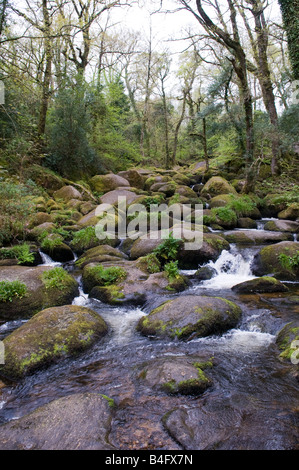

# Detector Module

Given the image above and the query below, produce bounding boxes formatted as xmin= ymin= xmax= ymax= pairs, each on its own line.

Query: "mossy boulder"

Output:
xmin=278 ymin=203 xmax=299 ymax=220
xmin=53 ymin=185 xmax=83 ymax=202
xmin=118 ymin=169 xmax=145 ymax=189
xmin=264 ymin=219 xmax=299 ymax=233
xmin=83 ymin=260 xmax=189 ymax=306
xmin=251 ymin=241 xmax=299 ymax=280
xmin=90 ymin=173 xmax=130 ymax=193
xmin=201 ymin=176 xmax=237 ymax=198
xmin=175 ymin=185 xmax=198 ymax=200
xmin=232 ymin=276 xmax=289 ymax=294
xmin=276 ymin=321 xmax=299 ymax=365
xmin=28 ymin=212 xmax=53 ymax=229
xmin=99 ymin=189 xmax=140 ymax=207
xmin=237 ymin=218 xmax=257 ymax=229
xmin=0 ymin=393 xmax=114 ymax=450
xmin=40 ymin=235 xmax=74 ymax=262
xmin=76 ymin=244 xmax=127 ymax=268
xmin=0 ymin=266 xmax=78 ymax=320
xmin=137 ymin=295 xmax=242 ymax=340
xmin=138 ymin=356 xmax=213 ymax=395
xmin=144 ymin=175 xmax=171 ymax=191
xmin=0 ymin=305 xmax=108 ymax=380
xmin=177 ymin=232 xmax=230 ymax=268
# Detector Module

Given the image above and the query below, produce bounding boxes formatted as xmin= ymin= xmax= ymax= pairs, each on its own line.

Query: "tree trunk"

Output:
xmin=37 ymin=0 xmax=52 ymax=138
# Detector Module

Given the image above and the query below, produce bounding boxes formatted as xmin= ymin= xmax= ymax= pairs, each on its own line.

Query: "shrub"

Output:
xmin=154 ymin=233 xmax=182 ymax=264
xmin=0 ymin=180 xmax=36 ymax=244
xmin=164 ymin=260 xmax=180 ymax=281
xmin=278 ymin=251 xmax=299 ymax=270
xmin=0 ymin=280 xmax=28 ymax=302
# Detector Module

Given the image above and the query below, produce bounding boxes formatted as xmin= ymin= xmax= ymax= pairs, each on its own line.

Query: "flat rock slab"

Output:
xmin=0 ymin=393 xmax=114 ymax=450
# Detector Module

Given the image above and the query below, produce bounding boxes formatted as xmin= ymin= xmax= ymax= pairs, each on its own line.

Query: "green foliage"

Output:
xmin=46 ymin=78 xmax=100 ymax=178
xmin=278 ymin=251 xmax=299 ymax=270
xmin=154 ymin=233 xmax=182 ymax=264
xmin=164 ymin=260 xmax=180 ymax=280
xmin=41 ymin=267 xmax=72 ymax=290
xmin=39 ymin=232 xmax=63 ymax=252
xmin=70 ymin=227 xmax=98 ymax=252
xmin=0 ymin=280 xmax=28 ymax=303
xmin=278 ymin=0 xmax=299 ymax=79
xmin=227 ymin=194 xmax=257 ymax=217
xmin=0 ymin=243 xmax=34 ymax=265
xmin=211 ymin=206 xmax=237 ymax=225
xmin=86 ymin=265 xmax=127 ymax=286
xmin=0 ymin=180 xmax=36 ymax=244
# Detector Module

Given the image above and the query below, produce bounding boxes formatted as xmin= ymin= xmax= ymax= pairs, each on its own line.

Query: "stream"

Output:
xmin=0 ymin=219 xmax=298 ymax=450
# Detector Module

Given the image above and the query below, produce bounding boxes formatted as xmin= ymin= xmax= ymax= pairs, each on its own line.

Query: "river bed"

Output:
xmin=0 ymin=221 xmax=298 ymax=450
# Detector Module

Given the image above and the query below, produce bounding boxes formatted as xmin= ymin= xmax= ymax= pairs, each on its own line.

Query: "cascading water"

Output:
xmin=38 ymin=251 xmax=61 ymax=267
xmin=199 ymin=244 xmax=256 ymax=289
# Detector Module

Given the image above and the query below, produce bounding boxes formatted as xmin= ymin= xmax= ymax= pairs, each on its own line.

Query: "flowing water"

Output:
xmin=0 ymin=224 xmax=298 ymax=449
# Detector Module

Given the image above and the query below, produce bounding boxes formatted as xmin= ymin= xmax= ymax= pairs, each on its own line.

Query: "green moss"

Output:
xmin=70 ymin=226 xmax=98 ymax=252
xmin=100 ymin=394 xmax=115 ymax=408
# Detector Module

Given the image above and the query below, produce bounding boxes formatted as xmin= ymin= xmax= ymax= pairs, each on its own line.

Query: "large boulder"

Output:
xmin=223 ymin=230 xmax=293 ymax=245
xmin=53 ymin=185 xmax=83 ymax=202
xmin=201 ymin=176 xmax=237 ymax=198
xmin=99 ymin=189 xmax=140 ymax=207
xmin=76 ymin=244 xmax=127 ymax=268
xmin=137 ymin=295 xmax=242 ymax=340
xmin=0 ymin=393 xmax=114 ymax=450
xmin=0 ymin=266 xmax=78 ymax=320
xmin=232 ymin=276 xmax=289 ymax=294
xmin=251 ymin=241 xmax=299 ymax=280
xmin=90 ymin=173 xmax=130 ymax=193
xmin=278 ymin=203 xmax=299 ymax=220
xmin=264 ymin=219 xmax=299 ymax=233
xmin=118 ymin=169 xmax=145 ymax=189
xmin=0 ymin=305 xmax=108 ymax=380
xmin=82 ymin=260 xmax=188 ymax=306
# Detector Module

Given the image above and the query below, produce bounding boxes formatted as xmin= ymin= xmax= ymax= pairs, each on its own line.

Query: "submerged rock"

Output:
xmin=163 ymin=394 xmax=298 ymax=450
xmin=0 ymin=305 xmax=108 ymax=380
xmin=137 ymin=295 xmax=242 ymax=340
xmin=138 ymin=356 xmax=213 ymax=395
xmin=0 ymin=393 xmax=114 ymax=450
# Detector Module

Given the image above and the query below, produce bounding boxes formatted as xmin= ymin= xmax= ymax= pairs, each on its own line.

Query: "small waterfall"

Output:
xmin=200 ymin=245 xmax=256 ymax=289
xmin=38 ymin=251 xmax=61 ymax=267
